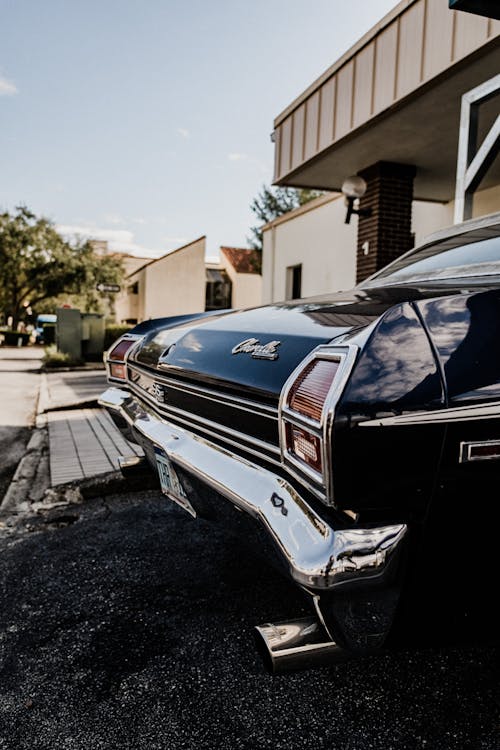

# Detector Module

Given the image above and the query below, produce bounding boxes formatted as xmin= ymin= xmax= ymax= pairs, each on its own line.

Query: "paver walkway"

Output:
xmin=48 ymin=408 xmax=143 ymax=486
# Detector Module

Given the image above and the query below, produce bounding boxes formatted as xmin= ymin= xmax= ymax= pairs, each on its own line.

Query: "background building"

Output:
xmin=263 ymin=0 xmax=499 ymax=302
xmin=114 ymin=238 xmax=262 ymax=324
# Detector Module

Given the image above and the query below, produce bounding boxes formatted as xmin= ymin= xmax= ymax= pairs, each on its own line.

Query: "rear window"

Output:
xmin=363 ymin=236 xmax=500 ymax=286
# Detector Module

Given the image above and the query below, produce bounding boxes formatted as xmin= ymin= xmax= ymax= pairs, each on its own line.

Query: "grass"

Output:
xmin=42 ymin=345 xmax=84 ymax=369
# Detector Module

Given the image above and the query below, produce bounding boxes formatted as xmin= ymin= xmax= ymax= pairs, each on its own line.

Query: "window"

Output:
xmin=205 ymin=268 xmax=232 ymax=310
xmin=286 ymin=264 xmax=302 ymax=300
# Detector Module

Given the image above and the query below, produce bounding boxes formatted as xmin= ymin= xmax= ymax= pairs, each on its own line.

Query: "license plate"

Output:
xmin=154 ymin=447 xmax=196 ymax=517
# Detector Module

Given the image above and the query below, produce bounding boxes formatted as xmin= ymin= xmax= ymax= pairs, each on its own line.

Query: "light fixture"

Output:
xmin=341 ymin=175 xmax=372 ymax=224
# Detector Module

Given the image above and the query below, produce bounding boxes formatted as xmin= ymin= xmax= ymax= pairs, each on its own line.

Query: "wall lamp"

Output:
xmin=341 ymin=175 xmax=372 ymax=224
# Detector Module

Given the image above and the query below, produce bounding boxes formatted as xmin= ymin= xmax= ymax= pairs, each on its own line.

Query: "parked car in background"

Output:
xmin=99 ymin=213 xmax=500 ymax=671
xmin=34 ymin=314 xmax=57 ymax=344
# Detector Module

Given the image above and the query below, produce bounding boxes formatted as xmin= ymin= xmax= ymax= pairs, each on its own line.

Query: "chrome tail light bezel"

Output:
xmin=105 ymin=333 xmax=144 ymax=384
xmin=279 ymin=344 xmax=358 ymax=507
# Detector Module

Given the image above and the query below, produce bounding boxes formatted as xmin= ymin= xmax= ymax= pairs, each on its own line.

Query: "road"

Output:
xmin=0 ymin=487 xmax=498 ymax=750
xmin=0 ymin=347 xmax=43 ymax=500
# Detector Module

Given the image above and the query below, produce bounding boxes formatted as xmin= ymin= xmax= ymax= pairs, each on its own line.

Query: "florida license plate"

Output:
xmin=154 ymin=447 xmax=196 ymax=517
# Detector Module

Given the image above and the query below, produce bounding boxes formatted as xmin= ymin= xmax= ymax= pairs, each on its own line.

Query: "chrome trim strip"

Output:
xmin=99 ymin=386 xmax=407 ymax=592
xmin=459 ymin=439 xmax=500 ymax=463
xmin=137 ymin=395 xmax=330 ymax=504
xmin=359 ymin=401 xmax=500 ymax=427
xmin=127 ymin=380 xmax=281 ymax=460
xmin=279 ymin=345 xmax=359 ymax=507
xmin=128 ymin=361 xmax=278 ymax=418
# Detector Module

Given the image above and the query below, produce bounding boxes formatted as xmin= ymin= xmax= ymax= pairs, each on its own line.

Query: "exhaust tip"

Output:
xmin=254 ymin=616 xmax=346 ymax=673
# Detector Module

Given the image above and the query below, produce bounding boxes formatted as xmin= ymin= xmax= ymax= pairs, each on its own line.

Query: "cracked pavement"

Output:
xmin=0 ymin=488 xmax=498 ymax=750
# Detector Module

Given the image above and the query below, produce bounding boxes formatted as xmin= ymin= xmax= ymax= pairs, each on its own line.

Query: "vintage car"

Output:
xmin=99 ymin=213 xmax=500 ymax=671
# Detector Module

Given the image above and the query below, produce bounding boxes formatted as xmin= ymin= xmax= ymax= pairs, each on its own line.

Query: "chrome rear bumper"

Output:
xmin=99 ymin=386 xmax=407 ymax=595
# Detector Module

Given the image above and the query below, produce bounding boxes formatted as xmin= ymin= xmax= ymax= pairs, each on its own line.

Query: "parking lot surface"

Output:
xmin=0 ymin=490 xmax=498 ymax=750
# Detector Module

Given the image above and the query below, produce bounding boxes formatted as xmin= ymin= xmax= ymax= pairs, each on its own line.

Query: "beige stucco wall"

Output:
xmin=221 ymin=260 xmax=262 ymax=310
xmin=141 ymin=238 xmax=206 ymax=321
xmin=471 ymin=184 xmax=500 ymax=219
xmin=122 ymin=238 xmax=206 ymax=323
xmin=262 ymin=185 xmax=500 ymax=304
xmin=113 ymin=255 xmax=150 ymax=323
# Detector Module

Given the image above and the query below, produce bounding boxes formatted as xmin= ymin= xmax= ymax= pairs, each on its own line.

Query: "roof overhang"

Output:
xmin=273 ymin=0 xmax=500 ymax=202
xmin=449 ymin=1 xmax=500 ymax=21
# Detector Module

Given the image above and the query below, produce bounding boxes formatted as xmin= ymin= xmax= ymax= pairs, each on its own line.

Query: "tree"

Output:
xmin=0 ymin=206 xmax=123 ymax=329
xmin=248 ymin=185 xmax=323 ymax=266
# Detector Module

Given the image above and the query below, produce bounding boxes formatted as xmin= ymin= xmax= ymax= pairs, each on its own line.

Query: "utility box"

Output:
xmin=81 ymin=313 xmax=105 ymax=361
xmin=56 ymin=308 xmax=105 ymax=361
xmin=56 ymin=307 xmax=82 ymax=360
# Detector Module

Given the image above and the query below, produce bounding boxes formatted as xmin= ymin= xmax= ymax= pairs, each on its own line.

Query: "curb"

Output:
xmin=0 ymin=421 xmax=49 ymax=514
xmin=39 ymin=398 xmax=99 ymax=414
xmin=40 ymin=364 xmax=105 ymax=373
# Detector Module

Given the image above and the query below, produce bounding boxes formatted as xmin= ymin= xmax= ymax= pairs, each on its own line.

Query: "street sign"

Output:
xmin=96 ymin=283 xmax=121 ymax=293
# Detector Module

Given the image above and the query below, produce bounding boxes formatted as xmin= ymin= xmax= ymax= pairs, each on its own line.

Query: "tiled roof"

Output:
xmin=220 ymin=246 xmax=261 ymax=274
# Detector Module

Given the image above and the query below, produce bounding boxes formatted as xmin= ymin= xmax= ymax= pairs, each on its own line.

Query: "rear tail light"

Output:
xmin=109 ymin=338 xmax=137 ymax=361
xmin=106 ymin=336 xmax=139 ymax=381
xmin=287 ymin=359 xmax=340 ymax=421
xmin=286 ymin=424 xmax=323 ymax=474
xmin=279 ymin=347 xmax=357 ymax=503
xmin=109 ymin=363 xmax=127 ymax=380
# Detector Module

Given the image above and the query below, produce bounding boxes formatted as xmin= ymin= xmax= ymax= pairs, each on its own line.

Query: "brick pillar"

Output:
xmin=356 ymin=161 xmax=416 ymax=284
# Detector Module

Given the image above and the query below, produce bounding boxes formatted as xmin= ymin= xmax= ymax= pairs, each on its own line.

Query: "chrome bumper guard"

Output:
xmin=99 ymin=387 xmax=407 ymax=594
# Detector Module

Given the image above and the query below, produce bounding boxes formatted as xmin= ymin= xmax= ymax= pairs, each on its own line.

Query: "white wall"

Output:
xmin=412 ymin=200 xmax=453 ymax=246
xmin=262 ymin=185 xmax=500 ymax=304
xmin=262 ymin=194 xmax=357 ymax=304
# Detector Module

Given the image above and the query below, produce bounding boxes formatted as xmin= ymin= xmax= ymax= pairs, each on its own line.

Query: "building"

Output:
xmin=220 ymin=247 xmax=262 ymax=309
xmin=115 ymin=237 xmax=262 ymax=324
xmin=263 ymin=0 xmax=499 ymax=302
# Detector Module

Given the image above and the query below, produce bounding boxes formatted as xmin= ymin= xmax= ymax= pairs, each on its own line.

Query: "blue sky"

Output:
xmin=1 ymin=0 xmax=397 ymax=259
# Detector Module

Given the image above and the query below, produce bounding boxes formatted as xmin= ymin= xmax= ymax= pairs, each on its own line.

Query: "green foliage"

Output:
xmin=42 ymin=345 xmax=84 ymax=369
xmin=0 ymin=206 xmax=124 ymax=329
xmin=248 ymin=185 xmax=324 ymax=259
xmin=104 ymin=324 xmax=133 ymax=351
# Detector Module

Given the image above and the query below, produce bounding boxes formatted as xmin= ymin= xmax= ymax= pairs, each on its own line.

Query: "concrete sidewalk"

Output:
xmin=48 ymin=408 xmax=143 ymax=485
xmin=2 ymin=366 xmax=144 ymax=510
xmin=40 ymin=368 xmax=109 ymax=412
xmin=43 ymin=369 xmax=143 ymax=486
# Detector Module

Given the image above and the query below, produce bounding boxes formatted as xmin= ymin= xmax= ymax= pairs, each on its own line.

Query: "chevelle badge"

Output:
xmin=231 ymin=338 xmax=281 ymax=360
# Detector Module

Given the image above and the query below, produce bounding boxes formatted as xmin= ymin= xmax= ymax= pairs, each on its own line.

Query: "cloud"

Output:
xmin=163 ymin=236 xmax=188 ymax=247
xmin=228 ymin=152 xmax=271 ymax=175
xmin=177 ymin=128 xmax=190 ymax=139
xmin=102 ymin=213 xmax=125 ymax=226
xmin=0 ymin=75 xmax=18 ymax=96
xmin=57 ymin=223 xmax=163 ymax=259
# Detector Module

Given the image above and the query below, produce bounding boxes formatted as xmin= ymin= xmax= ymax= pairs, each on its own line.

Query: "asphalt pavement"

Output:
xmin=0 ymin=487 xmax=498 ymax=750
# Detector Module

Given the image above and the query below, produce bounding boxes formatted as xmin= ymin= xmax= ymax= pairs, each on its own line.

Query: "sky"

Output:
xmin=0 ymin=0 xmax=398 ymax=260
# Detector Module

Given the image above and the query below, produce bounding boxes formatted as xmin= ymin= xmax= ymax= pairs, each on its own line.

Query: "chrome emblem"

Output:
xmin=150 ymin=382 xmax=165 ymax=403
xmin=231 ymin=338 xmax=281 ymax=361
